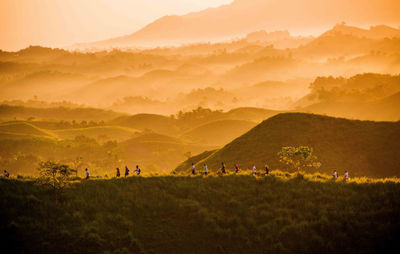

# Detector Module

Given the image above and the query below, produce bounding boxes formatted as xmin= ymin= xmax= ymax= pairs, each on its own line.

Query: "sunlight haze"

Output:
xmin=0 ymin=0 xmax=233 ymax=51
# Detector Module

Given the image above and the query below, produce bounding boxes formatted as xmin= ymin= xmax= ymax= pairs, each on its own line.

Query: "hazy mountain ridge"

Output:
xmin=73 ymin=0 xmax=400 ymax=49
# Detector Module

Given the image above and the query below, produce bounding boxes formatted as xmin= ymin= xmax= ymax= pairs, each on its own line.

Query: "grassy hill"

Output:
xmin=225 ymin=107 xmax=283 ymax=122
xmin=110 ymin=113 xmax=180 ymax=136
xmin=54 ymin=126 xmax=140 ymax=142
xmin=185 ymin=113 xmax=400 ymax=177
xmin=174 ymin=149 xmax=217 ymax=172
xmin=117 ymin=133 xmax=211 ymax=172
xmin=1 ymin=175 xmax=399 ymax=253
xmin=181 ymin=120 xmax=257 ymax=146
xmin=0 ymin=104 xmax=124 ymax=121
xmin=0 ymin=122 xmax=56 ymax=138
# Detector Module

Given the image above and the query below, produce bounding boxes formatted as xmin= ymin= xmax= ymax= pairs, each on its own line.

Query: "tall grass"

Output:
xmin=1 ymin=173 xmax=399 ymax=253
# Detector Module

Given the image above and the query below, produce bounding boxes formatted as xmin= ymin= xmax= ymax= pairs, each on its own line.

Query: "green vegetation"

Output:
xmin=183 ymin=113 xmax=400 ymax=178
xmin=37 ymin=160 xmax=75 ymax=203
xmin=1 ymin=174 xmax=399 ymax=253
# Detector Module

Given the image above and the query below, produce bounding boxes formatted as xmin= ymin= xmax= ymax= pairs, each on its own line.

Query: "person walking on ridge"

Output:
xmin=235 ymin=164 xmax=239 ymax=173
xmin=136 ymin=165 xmax=141 ymax=175
xmin=4 ymin=170 xmax=9 ymax=178
xmin=344 ymin=170 xmax=349 ymax=181
xmin=333 ymin=170 xmax=338 ymax=180
xmin=221 ymin=162 xmax=226 ymax=174
xmin=85 ymin=168 xmax=90 ymax=180
xmin=191 ymin=163 xmax=196 ymax=175
xmin=252 ymin=165 xmax=257 ymax=175
xmin=204 ymin=163 xmax=208 ymax=176
xmin=125 ymin=166 xmax=130 ymax=177
xmin=116 ymin=167 xmax=120 ymax=177
xmin=265 ymin=164 xmax=269 ymax=176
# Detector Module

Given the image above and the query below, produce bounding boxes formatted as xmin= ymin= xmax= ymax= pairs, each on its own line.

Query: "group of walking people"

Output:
xmin=84 ymin=165 xmax=141 ymax=180
xmin=191 ymin=162 xmax=270 ymax=176
xmin=190 ymin=162 xmax=350 ymax=180
xmin=3 ymin=164 xmax=349 ymax=180
xmin=115 ymin=165 xmax=141 ymax=178
xmin=333 ymin=170 xmax=349 ymax=180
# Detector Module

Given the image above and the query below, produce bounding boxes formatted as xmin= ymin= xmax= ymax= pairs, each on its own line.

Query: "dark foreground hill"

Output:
xmin=185 ymin=113 xmax=400 ymax=177
xmin=1 ymin=176 xmax=399 ymax=254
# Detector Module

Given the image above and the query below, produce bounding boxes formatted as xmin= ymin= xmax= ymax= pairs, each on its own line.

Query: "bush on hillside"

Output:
xmin=37 ymin=160 xmax=75 ymax=203
xmin=278 ymin=146 xmax=321 ymax=172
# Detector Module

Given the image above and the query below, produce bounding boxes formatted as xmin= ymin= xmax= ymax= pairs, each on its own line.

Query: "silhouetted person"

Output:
xmin=191 ymin=163 xmax=196 ymax=175
xmin=204 ymin=163 xmax=208 ymax=175
xmin=265 ymin=164 xmax=269 ymax=176
xmin=333 ymin=170 xmax=338 ymax=180
xmin=344 ymin=170 xmax=349 ymax=181
xmin=235 ymin=164 xmax=239 ymax=173
xmin=116 ymin=168 xmax=120 ymax=177
xmin=85 ymin=168 xmax=90 ymax=179
xmin=136 ymin=165 xmax=141 ymax=175
xmin=252 ymin=165 xmax=257 ymax=175
xmin=125 ymin=166 xmax=130 ymax=177
xmin=221 ymin=162 xmax=226 ymax=174
xmin=4 ymin=170 xmax=9 ymax=178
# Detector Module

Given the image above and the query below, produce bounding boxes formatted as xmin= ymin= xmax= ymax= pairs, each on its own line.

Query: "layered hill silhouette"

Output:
xmin=295 ymin=24 xmax=400 ymax=57
xmin=178 ymin=113 xmax=400 ymax=177
xmin=0 ymin=105 xmax=124 ymax=121
xmin=76 ymin=0 xmax=400 ymax=49
xmin=296 ymin=73 xmax=400 ymax=121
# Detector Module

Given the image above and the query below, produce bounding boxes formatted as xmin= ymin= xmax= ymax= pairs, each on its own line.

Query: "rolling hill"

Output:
xmin=180 ymin=113 xmax=400 ymax=177
xmin=117 ymin=133 xmax=211 ymax=172
xmin=181 ymin=119 xmax=256 ymax=146
xmin=0 ymin=122 xmax=56 ymax=139
xmin=225 ymin=107 xmax=283 ymax=122
xmin=110 ymin=113 xmax=180 ymax=136
xmin=54 ymin=126 xmax=140 ymax=142
xmin=0 ymin=105 xmax=125 ymax=121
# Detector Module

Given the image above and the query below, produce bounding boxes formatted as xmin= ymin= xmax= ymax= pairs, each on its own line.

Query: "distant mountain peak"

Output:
xmin=324 ymin=23 xmax=400 ymax=39
xmin=72 ymin=0 xmax=400 ymax=50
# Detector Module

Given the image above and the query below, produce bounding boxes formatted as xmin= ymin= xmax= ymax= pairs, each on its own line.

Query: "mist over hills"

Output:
xmin=74 ymin=0 xmax=400 ymax=49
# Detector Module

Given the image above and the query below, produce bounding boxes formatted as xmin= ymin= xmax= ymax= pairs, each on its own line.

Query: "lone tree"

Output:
xmin=278 ymin=146 xmax=321 ymax=172
xmin=37 ymin=160 xmax=75 ymax=203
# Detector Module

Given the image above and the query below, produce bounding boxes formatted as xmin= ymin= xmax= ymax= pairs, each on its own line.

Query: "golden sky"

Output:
xmin=0 ymin=0 xmax=233 ymax=51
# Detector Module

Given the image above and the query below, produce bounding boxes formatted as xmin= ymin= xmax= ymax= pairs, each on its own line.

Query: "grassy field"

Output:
xmin=1 ymin=173 xmax=399 ymax=254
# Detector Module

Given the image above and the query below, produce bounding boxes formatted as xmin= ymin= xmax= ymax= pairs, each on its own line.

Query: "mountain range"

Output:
xmin=73 ymin=0 xmax=400 ymax=49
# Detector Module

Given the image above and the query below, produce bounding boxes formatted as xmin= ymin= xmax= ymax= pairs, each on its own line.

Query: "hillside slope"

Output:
xmin=195 ymin=113 xmax=400 ymax=177
xmin=117 ymin=133 xmax=211 ymax=172
xmin=0 ymin=122 xmax=56 ymax=138
xmin=54 ymin=126 xmax=140 ymax=142
xmin=110 ymin=114 xmax=180 ymax=135
xmin=182 ymin=120 xmax=257 ymax=146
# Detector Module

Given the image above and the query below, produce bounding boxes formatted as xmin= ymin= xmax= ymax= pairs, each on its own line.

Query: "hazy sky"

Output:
xmin=0 ymin=0 xmax=233 ymax=51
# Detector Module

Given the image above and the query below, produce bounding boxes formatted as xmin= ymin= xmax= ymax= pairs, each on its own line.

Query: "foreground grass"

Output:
xmin=1 ymin=174 xmax=400 ymax=254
